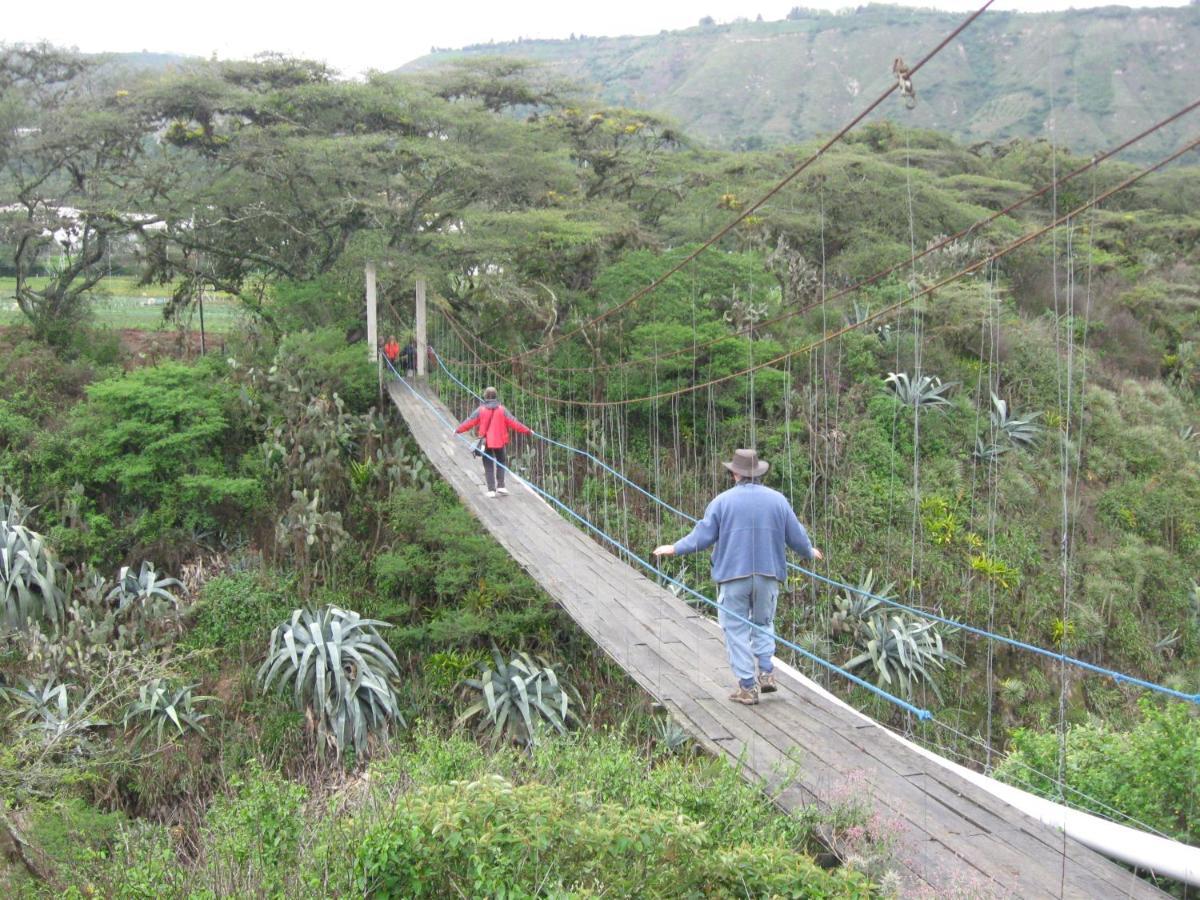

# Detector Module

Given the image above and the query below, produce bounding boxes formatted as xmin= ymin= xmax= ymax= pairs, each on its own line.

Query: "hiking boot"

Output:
xmin=758 ymin=671 xmax=778 ymax=694
xmin=497 ymin=487 xmax=509 ymax=495
xmin=485 ymin=490 xmax=497 ymax=498
xmin=729 ymin=685 xmax=759 ymax=706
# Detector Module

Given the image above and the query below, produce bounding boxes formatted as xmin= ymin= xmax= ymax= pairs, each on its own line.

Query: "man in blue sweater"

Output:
xmin=653 ymin=449 xmax=823 ymax=705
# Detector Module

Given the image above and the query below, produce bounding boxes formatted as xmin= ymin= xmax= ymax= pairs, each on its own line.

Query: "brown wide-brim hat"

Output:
xmin=723 ymin=448 xmax=768 ymax=479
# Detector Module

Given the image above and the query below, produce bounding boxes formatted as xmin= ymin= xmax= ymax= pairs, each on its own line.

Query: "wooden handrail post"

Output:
xmin=415 ymin=276 xmax=427 ymax=378
xmin=366 ymin=261 xmax=378 ymax=363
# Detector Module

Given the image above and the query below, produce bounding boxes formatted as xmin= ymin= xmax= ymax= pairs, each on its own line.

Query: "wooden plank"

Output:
xmin=389 ymin=381 xmax=1170 ymax=900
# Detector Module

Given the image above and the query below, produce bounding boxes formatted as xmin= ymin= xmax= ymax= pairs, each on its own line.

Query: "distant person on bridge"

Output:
xmin=653 ymin=449 xmax=823 ymax=706
xmin=382 ymin=335 xmax=401 ymax=367
xmin=455 ymin=387 xmax=532 ymax=498
xmin=399 ymin=339 xmax=416 ymax=375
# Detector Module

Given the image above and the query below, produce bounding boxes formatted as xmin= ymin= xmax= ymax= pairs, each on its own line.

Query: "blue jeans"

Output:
xmin=717 ymin=574 xmax=780 ymax=688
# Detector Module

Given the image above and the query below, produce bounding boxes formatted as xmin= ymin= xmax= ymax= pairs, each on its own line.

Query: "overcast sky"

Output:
xmin=6 ymin=1 xmax=1192 ymax=77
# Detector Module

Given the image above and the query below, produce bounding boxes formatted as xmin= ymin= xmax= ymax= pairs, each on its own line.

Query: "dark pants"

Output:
xmin=482 ymin=446 xmax=507 ymax=491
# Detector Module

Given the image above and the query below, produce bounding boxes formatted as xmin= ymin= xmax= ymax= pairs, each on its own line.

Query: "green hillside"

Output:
xmin=402 ymin=3 xmax=1200 ymax=161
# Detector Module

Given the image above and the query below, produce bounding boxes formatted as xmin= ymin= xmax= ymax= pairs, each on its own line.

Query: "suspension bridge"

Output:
xmin=364 ymin=2 xmax=1200 ymax=892
xmin=388 ymin=372 xmax=1169 ymax=898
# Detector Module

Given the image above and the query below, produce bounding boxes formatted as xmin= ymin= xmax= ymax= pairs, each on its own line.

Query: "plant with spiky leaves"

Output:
xmin=457 ymin=649 xmax=581 ymax=748
xmin=1 ymin=677 xmax=102 ymax=739
xmin=990 ymin=392 xmax=1041 ymax=448
xmin=843 ymin=613 xmax=963 ymax=702
xmin=973 ymin=436 xmax=1008 ymax=465
xmin=831 ymin=570 xmax=892 ymax=638
xmin=884 ymin=372 xmax=955 ymax=410
xmin=123 ymin=678 xmax=211 ymax=747
xmin=0 ymin=483 xmax=31 ymax=526
xmin=652 ymin=713 xmax=692 ymax=755
xmin=258 ymin=605 xmax=404 ymax=760
xmin=1 ymin=520 xmax=70 ymax=633
xmin=106 ymin=561 xmax=183 ymax=615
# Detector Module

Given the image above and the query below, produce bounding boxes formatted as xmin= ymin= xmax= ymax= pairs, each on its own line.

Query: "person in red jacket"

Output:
xmin=382 ymin=335 xmax=401 ymax=365
xmin=454 ymin=386 xmax=532 ymax=497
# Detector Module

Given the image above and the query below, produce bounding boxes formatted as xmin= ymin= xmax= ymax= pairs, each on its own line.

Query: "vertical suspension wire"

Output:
xmin=1045 ymin=53 xmax=1071 ymax=895
xmin=904 ymin=129 xmax=924 ymax=619
xmin=784 ymin=350 xmax=799 ymax=656
xmin=653 ymin=335 xmax=663 ymax=541
xmin=813 ymin=181 xmax=831 ymax=689
xmin=690 ymin=271 xmax=701 ymax=519
xmin=899 ymin=123 xmax=934 ymax=881
xmin=983 ymin=259 xmax=1003 ymax=772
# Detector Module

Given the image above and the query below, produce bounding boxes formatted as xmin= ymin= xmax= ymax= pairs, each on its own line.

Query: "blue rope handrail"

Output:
xmin=424 ymin=348 xmax=1200 ymax=707
xmin=385 ymin=356 xmax=933 ymax=719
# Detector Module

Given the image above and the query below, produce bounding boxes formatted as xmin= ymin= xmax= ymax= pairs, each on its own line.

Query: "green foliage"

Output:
xmin=106 ymin=561 xmax=182 ymax=617
xmin=830 ymin=570 xmax=891 ymax=638
xmin=55 ymin=359 xmax=263 ymax=561
xmin=378 ymin=487 xmax=555 ymax=650
xmin=996 ymin=700 xmax=1200 ymax=842
xmin=457 ymin=649 xmax=582 ymax=747
xmin=123 ymin=678 xmax=210 ymax=746
xmin=205 ymin=760 xmax=307 ymax=879
xmin=184 ymin=571 xmax=296 ymax=656
xmin=275 ymin=327 xmax=377 ymax=415
xmin=355 ymin=774 xmax=867 ymax=898
xmin=258 ymin=605 xmax=405 ymax=760
xmin=424 ymin=647 xmax=488 ymax=694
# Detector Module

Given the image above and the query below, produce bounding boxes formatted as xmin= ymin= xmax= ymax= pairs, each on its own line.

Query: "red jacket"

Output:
xmin=456 ymin=402 xmax=531 ymax=449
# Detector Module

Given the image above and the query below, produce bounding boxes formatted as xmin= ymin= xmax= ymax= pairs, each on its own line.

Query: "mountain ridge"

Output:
xmin=399 ymin=4 xmax=1200 ymax=160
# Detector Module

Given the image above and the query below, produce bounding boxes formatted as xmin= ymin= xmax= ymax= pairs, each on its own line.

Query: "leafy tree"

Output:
xmin=0 ymin=45 xmax=159 ymax=345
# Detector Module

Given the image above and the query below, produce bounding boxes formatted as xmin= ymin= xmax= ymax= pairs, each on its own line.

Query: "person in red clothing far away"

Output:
xmin=454 ymin=386 xmax=532 ymax=497
xmin=382 ymin=335 xmax=401 ymax=365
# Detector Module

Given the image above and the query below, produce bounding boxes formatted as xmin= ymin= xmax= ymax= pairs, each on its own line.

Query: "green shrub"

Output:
xmin=184 ymin=571 xmax=297 ymax=658
xmin=206 ymin=761 xmax=307 ymax=876
xmin=355 ymin=775 xmax=867 ymax=898
xmin=276 ymin=327 xmax=376 ymax=415
xmin=55 ymin=359 xmax=264 ymax=560
xmin=996 ymin=699 xmax=1200 ymax=842
xmin=379 ymin=487 xmax=555 ymax=650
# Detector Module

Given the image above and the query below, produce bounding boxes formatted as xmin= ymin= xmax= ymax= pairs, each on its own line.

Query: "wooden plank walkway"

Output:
xmin=389 ymin=378 xmax=1164 ymax=899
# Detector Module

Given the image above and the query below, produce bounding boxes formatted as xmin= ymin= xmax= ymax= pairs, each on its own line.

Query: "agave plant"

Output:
xmin=1 ymin=678 xmax=101 ymax=739
xmin=1 ymin=520 xmax=70 ymax=633
xmin=830 ymin=570 xmax=892 ymax=638
xmin=457 ymin=649 xmax=582 ymax=748
xmin=843 ymin=613 xmax=963 ymax=702
xmin=123 ymin=678 xmax=211 ymax=746
xmin=0 ymin=483 xmax=30 ymax=526
xmin=652 ymin=713 xmax=692 ymax=755
xmin=843 ymin=301 xmax=872 ymax=327
xmin=884 ymin=372 xmax=955 ymax=410
xmin=990 ymin=392 xmax=1042 ymax=448
xmin=106 ymin=561 xmax=183 ymax=615
xmin=258 ymin=605 xmax=404 ymax=760
xmin=972 ymin=436 xmax=1008 ymax=465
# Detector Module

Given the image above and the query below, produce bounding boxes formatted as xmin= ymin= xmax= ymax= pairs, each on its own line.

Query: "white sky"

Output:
xmin=5 ymin=1 xmax=1192 ymax=78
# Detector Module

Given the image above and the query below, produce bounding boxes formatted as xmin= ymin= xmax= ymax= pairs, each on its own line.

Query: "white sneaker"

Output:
xmin=485 ymin=490 xmax=497 ymax=498
xmin=497 ymin=487 xmax=509 ymax=495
